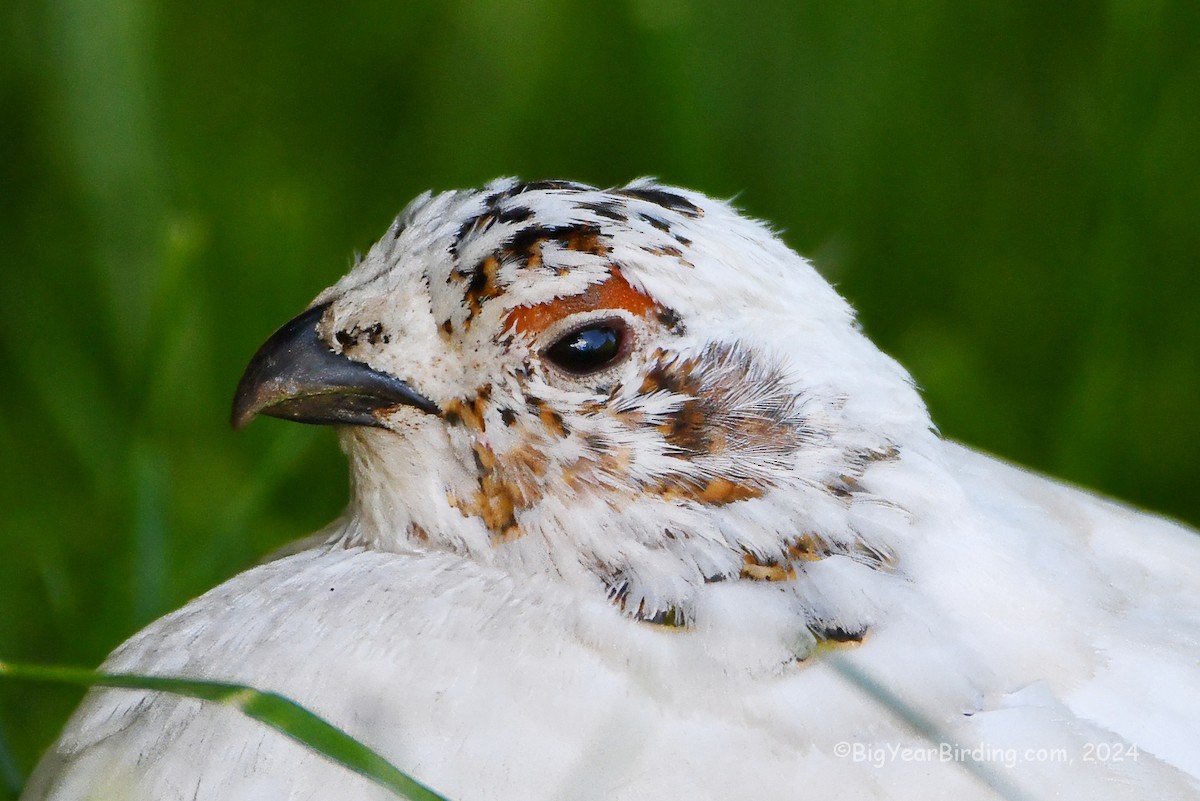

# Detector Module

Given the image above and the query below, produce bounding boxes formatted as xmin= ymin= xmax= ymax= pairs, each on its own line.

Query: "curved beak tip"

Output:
xmin=231 ymin=404 xmax=256 ymax=430
xmin=230 ymin=303 xmax=439 ymax=430
xmin=229 ymin=385 xmax=268 ymax=430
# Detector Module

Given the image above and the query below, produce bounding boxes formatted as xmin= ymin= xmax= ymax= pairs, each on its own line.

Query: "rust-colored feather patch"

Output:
xmin=506 ymin=267 xmax=661 ymax=337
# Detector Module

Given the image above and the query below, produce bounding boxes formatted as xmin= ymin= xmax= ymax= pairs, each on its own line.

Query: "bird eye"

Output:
xmin=544 ymin=320 xmax=627 ymax=375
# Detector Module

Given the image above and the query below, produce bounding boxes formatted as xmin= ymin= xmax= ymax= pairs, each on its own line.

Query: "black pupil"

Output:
xmin=546 ymin=325 xmax=621 ymax=373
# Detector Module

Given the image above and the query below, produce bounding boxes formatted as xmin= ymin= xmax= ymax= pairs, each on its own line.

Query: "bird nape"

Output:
xmin=22 ymin=179 xmax=1200 ymax=801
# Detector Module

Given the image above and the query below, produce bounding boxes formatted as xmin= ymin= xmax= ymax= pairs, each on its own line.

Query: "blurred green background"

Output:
xmin=1 ymin=0 xmax=1197 ymax=793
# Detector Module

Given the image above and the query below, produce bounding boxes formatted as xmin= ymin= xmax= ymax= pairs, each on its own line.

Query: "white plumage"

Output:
xmin=24 ymin=179 xmax=1200 ymax=800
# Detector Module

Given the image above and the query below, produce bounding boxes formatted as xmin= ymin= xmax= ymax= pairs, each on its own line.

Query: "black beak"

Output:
xmin=231 ymin=303 xmax=439 ymax=429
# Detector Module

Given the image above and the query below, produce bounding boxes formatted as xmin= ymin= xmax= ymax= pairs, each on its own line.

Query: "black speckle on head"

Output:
xmin=639 ymin=212 xmax=672 ymax=233
xmin=560 ymin=225 xmax=609 ymax=256
xmin=502 ymin=223 xmax=609 ymax=268
xmin=334 ymin=322 xmax=387 ymax=349
xmin=452 ymin=215 xmax=493 ymax=258
xmin=617 ymin=187 xmax=703 ymax=218
xmin=496 ymin=205 xmax=534 ymax=224
xmin=504 ymin=225 xmax=556 ymax=266
xmin=467 ymin=267 xmax=488 ymax=296
xmin=463 ymin=256 xmax=502 ymax=325
xmin=583 ymin=432 xmax=608 ymax=452
xmin=577 ymin=199 xmax=627 ymax=222
xmin=451 ymin=188 xmax=513 ymax=257
xmin=509 ymin=179 xmax=591 ymax=195
xmin=500 ymin=407 xmax=517 ymax=426
xmin=362 ymin=323 xmax=385 ymax=345
xmin=657 ymin=307 xmax=684 ymax=333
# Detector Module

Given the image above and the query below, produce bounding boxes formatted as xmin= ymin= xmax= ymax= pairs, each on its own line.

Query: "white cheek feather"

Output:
xmin=26 ymin=178 xmax=1200 ymax=801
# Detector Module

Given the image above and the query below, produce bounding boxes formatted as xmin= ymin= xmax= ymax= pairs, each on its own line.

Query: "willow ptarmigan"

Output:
xmin=24 ymin=179 xmax=1200 ymax=801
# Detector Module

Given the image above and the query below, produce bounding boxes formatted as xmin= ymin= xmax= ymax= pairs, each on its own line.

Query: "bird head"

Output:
xmin=233 ymin=179 xmax=934 ymax=633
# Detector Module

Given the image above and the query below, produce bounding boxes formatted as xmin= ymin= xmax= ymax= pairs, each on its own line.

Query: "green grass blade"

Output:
xmin=0 ymin=712 xmax=22 ymax=794
xmin=0 ymin=661 xmax=449 ymax=801
xmin=827 ymin=655 xmax=1036 ymax=801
